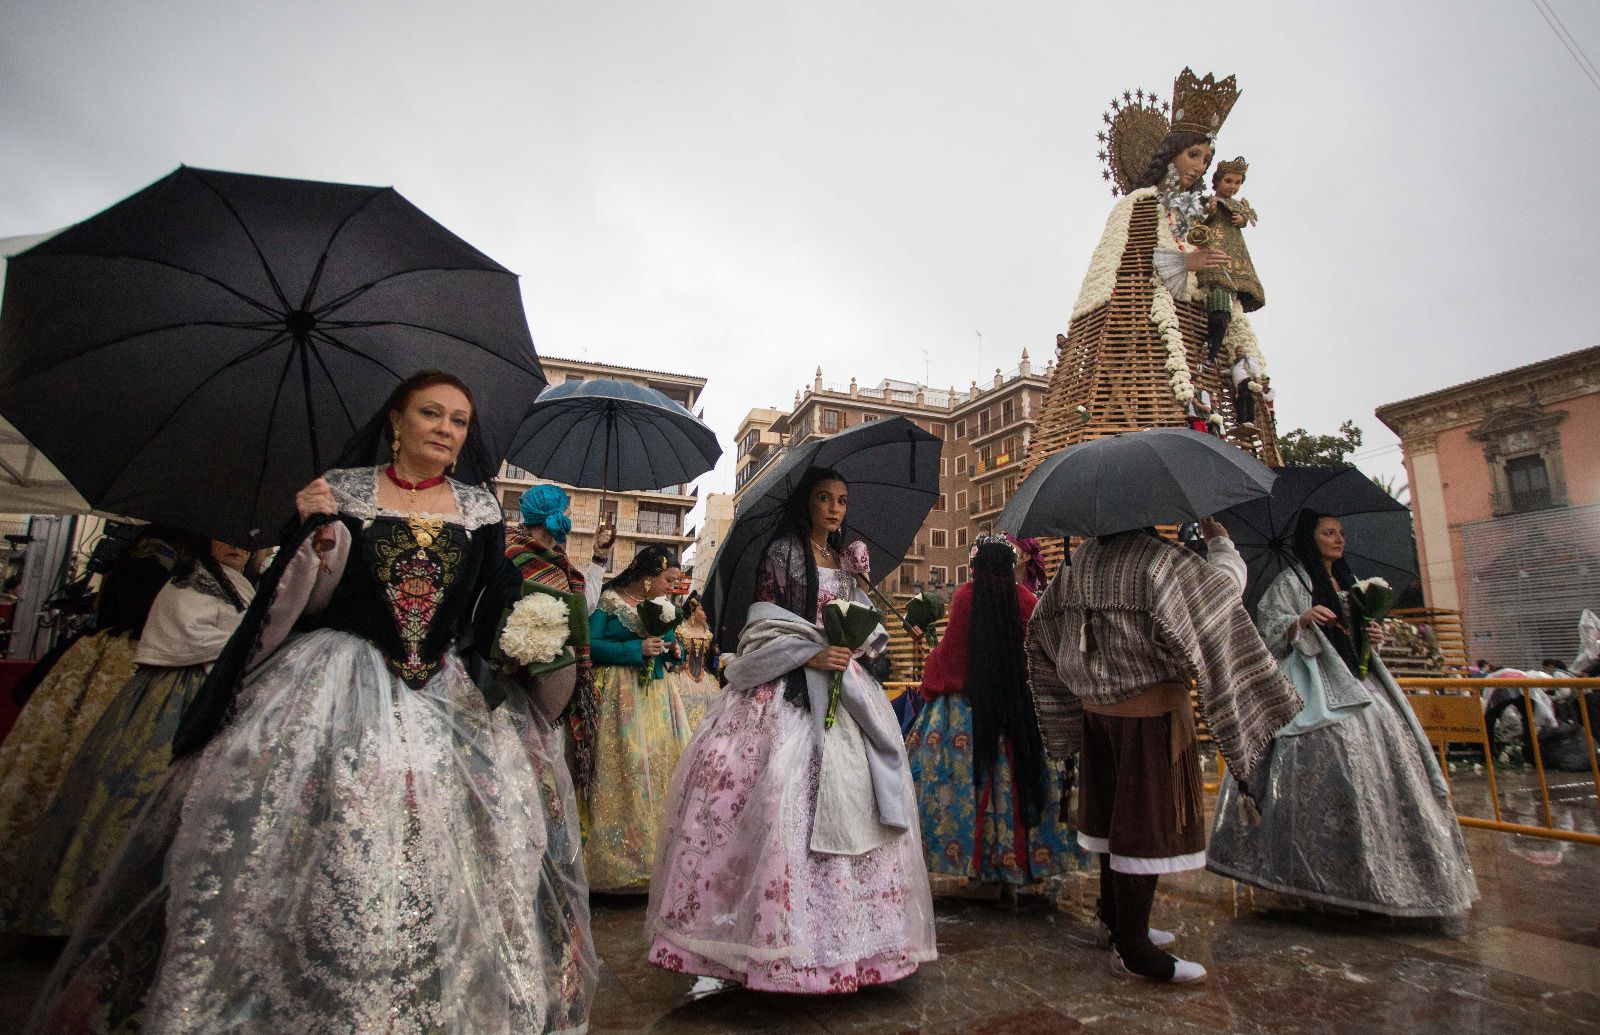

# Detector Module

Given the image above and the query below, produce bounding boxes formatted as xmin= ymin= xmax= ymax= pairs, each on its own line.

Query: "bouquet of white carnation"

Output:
xmin=494 ymin=581 xmax=586 ymax=677
xmin=1346 ymin=576 xmax=1394 ymax=677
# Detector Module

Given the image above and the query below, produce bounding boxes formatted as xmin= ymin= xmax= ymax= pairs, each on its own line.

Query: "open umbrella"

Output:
xmin=1215 ymin=464 xmax=1417 ymax=615
xmin=701 ymin=417 xmax=940 ymax=648
xmin=996 ymin=428 xmax=1276 ymax=538
xmin=504 ymin=378 xmax=721 ymax=516
xmin=0 ymin=231 xmax=100 ymax=515
xmin=0 ymin=167 xmax=546 ymax=546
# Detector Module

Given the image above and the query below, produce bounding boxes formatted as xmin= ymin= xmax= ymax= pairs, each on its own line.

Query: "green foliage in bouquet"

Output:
xmin=821 ymin=599 xmax=883 ymax=729
xmin=904 ymin=591 xmax=945 ymax=647
xmin=493 ymin=581 xmax=588 ymax=678
xmin=1346 ymin=576 xmax=1394 ymax=677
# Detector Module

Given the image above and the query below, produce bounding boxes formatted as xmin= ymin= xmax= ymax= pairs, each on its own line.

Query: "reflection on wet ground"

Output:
xmin=2 ymin=823 xmax=1598 ymax=1032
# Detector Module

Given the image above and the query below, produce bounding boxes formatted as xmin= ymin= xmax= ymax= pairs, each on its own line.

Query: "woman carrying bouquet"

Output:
xmin=30 ymin=371 xmax=595 ymax=1034
xmin=586 ymin=545 xmax=689 ymax=891
xmin=1207 ymin=509 xmax=1477 ymax=918
xmin=905 ymin=536 xmax=1081 ymax=899
xmin=645 ymin=467 xmax=936 ymax=993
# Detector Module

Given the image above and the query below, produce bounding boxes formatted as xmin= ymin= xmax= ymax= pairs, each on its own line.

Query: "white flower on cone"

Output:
xmin=499 ymin=593 xmax=570 ymax=666
xmin=1353 ymin=577 xmax=1391 ymax=593
xmin=649 ymin=597 xmax=677 ymax=623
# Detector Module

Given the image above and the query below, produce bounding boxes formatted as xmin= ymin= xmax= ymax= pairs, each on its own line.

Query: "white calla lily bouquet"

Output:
xmin=1346 ymin=576 xmax=1394 ymax=677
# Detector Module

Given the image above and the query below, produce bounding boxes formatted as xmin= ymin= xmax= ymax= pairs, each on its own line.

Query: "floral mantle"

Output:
xmin=1069 ymin=186 xmax=1268 ymax=406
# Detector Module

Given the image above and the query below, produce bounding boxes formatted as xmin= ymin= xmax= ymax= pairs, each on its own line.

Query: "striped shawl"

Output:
xmin=1029 ymin=532 xmax=1300 ymax=792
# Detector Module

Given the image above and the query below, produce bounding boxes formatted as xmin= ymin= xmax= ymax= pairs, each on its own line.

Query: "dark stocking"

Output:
xmin=1097 ymin=854 xmax=1116 ymax=930
xmin=1111 ymin=871 xmax=1175 ymax=980
xmin=1205 ymin=310 xmax=1230 ymax=363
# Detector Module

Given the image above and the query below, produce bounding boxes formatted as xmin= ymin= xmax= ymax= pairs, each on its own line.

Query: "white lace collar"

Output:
xmin=324 ymin=466 xmax=503 ymax=530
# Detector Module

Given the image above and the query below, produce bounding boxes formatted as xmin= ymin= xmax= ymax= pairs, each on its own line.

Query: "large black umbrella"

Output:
xmin=995 ymin=428 xmax=1276 ymax=538
xmin=505 ymin=378 xmax=721 ymax=514
xmin=702 ymin=417 xmax=941 ymax=648
xmin=1215 ymin=464 xmax=1417 ymax=614
xmin=0 ymin=166 xmax=546 ymax=546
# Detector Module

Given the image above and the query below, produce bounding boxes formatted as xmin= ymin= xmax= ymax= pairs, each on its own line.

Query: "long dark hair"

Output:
xmin=1133 ymin=130 xmax=1213 ymax=190
xmin=963 ymin=539 xmax=1047 ymax=827
xmin=1291 ymin=509 xmax=1364 ymax=675
xmin=769 ymin=466 xmax=850 ymax=710
xmin=331 ymin=369 xmax=496 ymax=484
xmin=603 ymin=544 xmax=676 ymax=593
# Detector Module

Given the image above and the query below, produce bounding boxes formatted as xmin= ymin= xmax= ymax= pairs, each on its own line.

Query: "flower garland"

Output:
xmin=1222 ymin=296 xmax=1267 ymax=375
xmin=1149 ymin=275 xmax=1194 ymax=404
xmin=1070 ymin=187 xmax=1155 ymax=321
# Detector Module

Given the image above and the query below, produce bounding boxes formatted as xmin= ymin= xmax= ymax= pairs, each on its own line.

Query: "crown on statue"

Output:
xmin=1170 ymin=68 xmax=1239 ymax=138
xmin=1216 ymin=156 xmax=1248 ymax=178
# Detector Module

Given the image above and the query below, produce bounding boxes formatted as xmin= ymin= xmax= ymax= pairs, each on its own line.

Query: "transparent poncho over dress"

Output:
xmin=644 ymin=536 xmax=937 ymax=993
xmin=29 ymin=466 xmax=596 ymax=1035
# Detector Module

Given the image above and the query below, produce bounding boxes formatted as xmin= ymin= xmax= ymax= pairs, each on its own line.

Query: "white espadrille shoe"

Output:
xmin=1110 ymin=948 xmax=1207 ymax=984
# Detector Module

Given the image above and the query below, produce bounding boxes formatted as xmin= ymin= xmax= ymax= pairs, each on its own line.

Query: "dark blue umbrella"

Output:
xmin=1215 ymin=465 xmax=1417 ymax=615
xmin=702 ymin=417 xmax=940 ymax=648
xmin=505 ymin=379 xmax=721 ymax=510
xmin=996 ymin=428 xmax=1276 ymax=539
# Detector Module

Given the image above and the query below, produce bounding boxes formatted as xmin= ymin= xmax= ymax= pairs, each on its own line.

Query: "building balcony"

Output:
xmin=1491 ymin=487 xmax=1568 ymax=517
xmin=970 ymin=453 xmax=1022 ymax=482
xmin=970 ymin=413 xmax=1033 ymax=446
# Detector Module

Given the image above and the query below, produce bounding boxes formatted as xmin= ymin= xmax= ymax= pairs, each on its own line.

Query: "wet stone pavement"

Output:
xmin=2 ymin=824 xmax=1598 ymax=1032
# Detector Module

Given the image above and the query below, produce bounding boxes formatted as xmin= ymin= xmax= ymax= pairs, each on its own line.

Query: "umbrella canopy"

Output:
xmin=0 ymin=231 xmax=99 ymax=515
xmin=0 ymin=167 xmax=546 ymax=545
xmin=1215 ymin=464 xmax=1418 ymax=615
xmin=505 ymin=378 xmax=720 ymax=492
xmin=701 ymin=417 xmax=941 ymax=648
xmin=996 ymin=428 xmax=1276 ymax=538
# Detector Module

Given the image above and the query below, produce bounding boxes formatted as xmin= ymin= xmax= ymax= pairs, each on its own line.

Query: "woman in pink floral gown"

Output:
xmin=645 ymin=468 xmax=937 ymax=993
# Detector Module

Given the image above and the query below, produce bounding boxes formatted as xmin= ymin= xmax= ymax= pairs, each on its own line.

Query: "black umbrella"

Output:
xmin=0 ymin=166 xmax=545 ymax=546
xmin=701 ymin=417 xmax=941 ymax=648
xmin=1215 ymin=464 xmax=1417 ymax=614
xmin=995 ymin=428 xmax=1276 ymax=538
xmin=505 ymin=378 xmax=721 ymax=516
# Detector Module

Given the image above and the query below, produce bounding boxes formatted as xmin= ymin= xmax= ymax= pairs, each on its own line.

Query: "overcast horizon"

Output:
xmin=5 ymin=0 xmax=1597 ymax=528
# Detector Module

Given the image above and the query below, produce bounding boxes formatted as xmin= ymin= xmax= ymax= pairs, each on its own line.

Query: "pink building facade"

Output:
xmin=1377 ymin=346 xmax=1600 ymax=666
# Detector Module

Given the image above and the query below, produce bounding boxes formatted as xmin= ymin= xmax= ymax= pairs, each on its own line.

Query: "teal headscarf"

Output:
xmin=519 ymin=484 xmax=573 ymax=543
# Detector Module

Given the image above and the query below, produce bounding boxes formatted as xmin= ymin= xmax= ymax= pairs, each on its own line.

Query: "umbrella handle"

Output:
xmin=855 ymin=574 xmax=912 ymax=629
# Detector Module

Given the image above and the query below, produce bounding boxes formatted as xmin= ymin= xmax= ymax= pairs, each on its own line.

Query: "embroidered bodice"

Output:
xmin=322 ymin=467 xmax=504 ymax=687
xmin=679 ymin=628 xmax=714 ymax=680
xmin=754 ymin=536 xmax=863 ymax=624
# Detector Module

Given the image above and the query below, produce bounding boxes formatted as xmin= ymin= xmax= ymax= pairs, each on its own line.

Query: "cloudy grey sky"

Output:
xmin=4 ymin=0 xmax=1597 ymax=516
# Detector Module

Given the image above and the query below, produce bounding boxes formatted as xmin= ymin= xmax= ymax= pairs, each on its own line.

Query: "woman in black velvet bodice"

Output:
xmin=32 ymin=372 xmax=596 ymax=1035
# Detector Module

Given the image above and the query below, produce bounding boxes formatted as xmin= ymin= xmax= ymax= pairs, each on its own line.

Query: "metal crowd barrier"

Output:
xmin=1399 ymin=677 xmax=1600 ymax=847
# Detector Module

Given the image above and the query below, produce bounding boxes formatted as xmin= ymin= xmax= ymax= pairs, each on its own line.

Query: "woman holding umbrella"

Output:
xmin=1207 ymin=510 xmax=1478 ymax=918
xmin=31 ymin=371 xmax=596 ymax=1034
xmin=645 ymin=467 xmax=936 ymax=993
xmin=585 ymin=544 xmax=690 ymax=892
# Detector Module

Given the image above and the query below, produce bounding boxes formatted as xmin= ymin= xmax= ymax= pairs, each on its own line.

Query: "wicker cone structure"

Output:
xmin=1028 ymin=196 xmax=1279 ymax=473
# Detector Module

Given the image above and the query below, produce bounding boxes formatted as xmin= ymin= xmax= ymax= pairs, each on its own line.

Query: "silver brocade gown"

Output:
xmin=1207 ymin=567 xmax=1477 ymax=917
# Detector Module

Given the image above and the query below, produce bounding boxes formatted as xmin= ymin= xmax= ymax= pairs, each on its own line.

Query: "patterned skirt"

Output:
xmin=1207 ymin=673 xmax=1478 ymax=917
xmin=2 ymin=664 xmax=206 ymax=936
xmin=905 ymin=695 xmax=1085 ymax=883
xmin=0 ymin=632 xmax=138 ymax=898
xmin=583 ymin=664 xmax=691 ymax=891
xmin=645 ymin=679 xmax=937 ymax=994
xmin=669 ymin=667 xmax=722 ymax=734
xmin=28 ymin=629 xmax=596 ymax=1035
